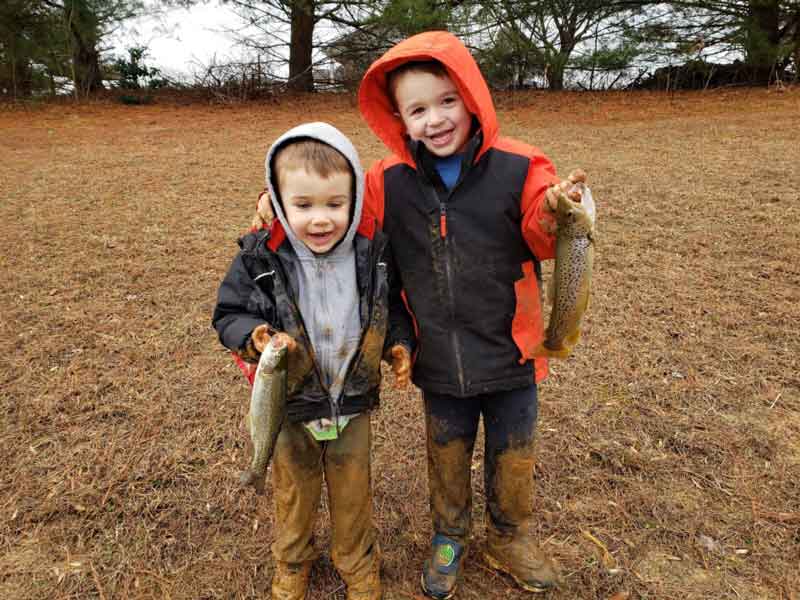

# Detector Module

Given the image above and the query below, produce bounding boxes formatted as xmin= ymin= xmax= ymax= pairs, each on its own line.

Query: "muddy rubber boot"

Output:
xmin=271 ymin=561 xmax=312 ymax=600
xmin=420 ymin=534 xmax=466 ymax=600
xmin=342 ymin=558 xmax=382 ymax=600
xmin=483 ymin=422 xmax=559 ymax=594
xmin=484 ymin=530 xmax=559 ymax=593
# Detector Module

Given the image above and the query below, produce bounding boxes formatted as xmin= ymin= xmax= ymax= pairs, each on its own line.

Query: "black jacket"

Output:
xmin=382 ymin=137 xmax=545 ymax=397
xmin=212 ymin=228 xmax=414 ymax=423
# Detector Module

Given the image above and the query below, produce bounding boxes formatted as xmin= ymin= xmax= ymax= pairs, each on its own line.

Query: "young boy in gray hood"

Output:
xmin=213 ymin=122 xmax=414 ymax=600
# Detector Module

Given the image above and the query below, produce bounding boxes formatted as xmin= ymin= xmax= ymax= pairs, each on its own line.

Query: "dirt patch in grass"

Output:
xmin=1 ymin=87 xmax=799 ymax=600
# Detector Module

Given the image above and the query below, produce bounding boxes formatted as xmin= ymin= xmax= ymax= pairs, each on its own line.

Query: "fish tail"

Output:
xmin=239 ymin=469 xmax=255 ymax=487
xmin=565 ymin=328 xmax=582 ymax=348
xmin=531 ymin=341 xmax=573 ymax=359
xmin=239 ymin=469 xmax=268 ymax=495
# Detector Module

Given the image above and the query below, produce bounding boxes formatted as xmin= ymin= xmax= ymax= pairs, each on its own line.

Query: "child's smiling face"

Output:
xmin=392 ymin=70 xmax=472 ymax=158
xmin=278 ymin=167 xmax=352 ymax=254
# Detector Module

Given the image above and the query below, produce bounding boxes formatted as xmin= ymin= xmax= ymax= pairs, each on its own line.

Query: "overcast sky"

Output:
xmin=111 ymin=1 xmax=248 ymax=80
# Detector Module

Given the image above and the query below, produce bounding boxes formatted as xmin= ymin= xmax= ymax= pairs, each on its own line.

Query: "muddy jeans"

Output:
xmin=423 ymin=385 xmax=538 ymax=546
xmin=271 ymin=412 xmax=378 ymax=580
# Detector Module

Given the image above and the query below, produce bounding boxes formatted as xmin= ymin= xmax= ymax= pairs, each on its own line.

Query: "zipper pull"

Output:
xmin=439 ymin=204 xmax=447 ymax=238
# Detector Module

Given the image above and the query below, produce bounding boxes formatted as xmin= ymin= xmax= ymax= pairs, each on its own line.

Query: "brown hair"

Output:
xmin=386 ymin=60 xmax=450 ymax=107
xmin=273 ymin=138 xmax=351 ymax=189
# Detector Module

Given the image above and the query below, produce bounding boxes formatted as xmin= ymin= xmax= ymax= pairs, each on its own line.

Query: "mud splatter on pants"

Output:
xmin=423 ymin=385 xmax=539 ymax=547
xmin=271 ymin=412 xmax=378 ymax=581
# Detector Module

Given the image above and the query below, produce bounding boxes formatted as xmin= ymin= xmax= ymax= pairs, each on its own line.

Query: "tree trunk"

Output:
xmin=14 ymin=54 xmax=33 ymax=98
xmin=745 ymin=0 xmax=782 ymax=83
xmin=72 ymin=36 xmax=103 ymax=93
xmin=547 ymin=31 xmax=577 ymax=91
xmin=288 ymin=0 xmax=315 ymax=92
xmin=547 ymin=64 xmax=565 ymax=90
xmin=5 ymin=44 xmax=33 ymax=98
xmin=66 ymin=0 xmax=104 ymax=95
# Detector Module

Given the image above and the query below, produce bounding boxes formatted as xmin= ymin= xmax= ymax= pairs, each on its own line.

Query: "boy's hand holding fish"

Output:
xmin=251 ymin=324 xmax=297 ymax=354
xmin=388 ymin=344 xmax=411 ymax=388
xmin=253 ymin=324 xmax=411 ymax=389
xmin=543 ymin=169 xmax=588 ymax=223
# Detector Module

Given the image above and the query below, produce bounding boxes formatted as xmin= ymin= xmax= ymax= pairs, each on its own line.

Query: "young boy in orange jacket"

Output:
xmin=254 ymin=31 xmax=585 ymax=598
xmin=357 ymin=32 xmax=587 ymax=598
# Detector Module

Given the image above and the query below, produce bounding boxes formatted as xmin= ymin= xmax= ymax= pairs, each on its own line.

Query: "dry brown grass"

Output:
xmin=1 ymin=87 xmax=799 ymax=600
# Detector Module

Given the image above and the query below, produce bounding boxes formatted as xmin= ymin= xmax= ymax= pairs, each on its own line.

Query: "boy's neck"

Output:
xmin=413 ymin=129 xmax=482 ymax=191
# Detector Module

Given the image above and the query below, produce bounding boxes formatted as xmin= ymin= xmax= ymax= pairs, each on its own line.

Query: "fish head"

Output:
xmin=259 ymin=336 xmax=289 ymax=373
xmin=555 ymin=185 xmax=595 ymax=238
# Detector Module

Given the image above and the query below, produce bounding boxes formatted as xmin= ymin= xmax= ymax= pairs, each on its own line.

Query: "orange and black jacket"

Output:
xmin=358 ymin=31 xmax=560 ymax=397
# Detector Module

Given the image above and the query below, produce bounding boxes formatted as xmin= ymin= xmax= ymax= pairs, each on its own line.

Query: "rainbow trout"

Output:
xmin=534 ymin=183 xmax=596 ymax=359
xmin=239 ymin=336 xmax=288 ymax=494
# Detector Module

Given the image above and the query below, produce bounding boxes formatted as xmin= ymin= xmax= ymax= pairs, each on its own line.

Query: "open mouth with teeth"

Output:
xmin=428 ymin=129 xmax=454 ymax=146
xmin=307 ymin=231 xmax=334 ymax=246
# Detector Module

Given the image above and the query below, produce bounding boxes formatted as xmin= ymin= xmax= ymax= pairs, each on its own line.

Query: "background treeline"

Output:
xmin=1 ymin=0 xmax=798 ymax=99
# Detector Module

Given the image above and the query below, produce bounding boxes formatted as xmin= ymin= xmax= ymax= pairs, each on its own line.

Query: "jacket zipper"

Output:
xmin=266 ymin=247 xmax=338 ymax=423
xmin=337 ymin=235 xmax=388 ymax=405
xmin=426 ymin=188 xmax=466 ymax=395
xmin=440 ymin=203 xmax=466 ymax=394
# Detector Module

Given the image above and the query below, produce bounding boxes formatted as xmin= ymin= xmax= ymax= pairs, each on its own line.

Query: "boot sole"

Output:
xmin=420 ymin=572 xmax=456 ymax=600
xmin=483 ymin=552 xmax=552 ymax=594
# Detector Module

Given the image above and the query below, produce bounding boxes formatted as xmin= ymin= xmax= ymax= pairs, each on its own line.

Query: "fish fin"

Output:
xmin=546 ymin=275 xmax=556 ymax=305
xmin=532 ymin=341 xmax=572 ymax=360
xmin=565 ymin=328 xmax=581 ymax=348
xmin=576 ymin=273 xmax=591 ymax=315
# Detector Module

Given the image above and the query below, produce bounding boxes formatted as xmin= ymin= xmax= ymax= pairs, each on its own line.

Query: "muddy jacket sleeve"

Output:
xmin=212 ymin=251 xmax=276 ymax=355
xmin=383 ymin=239 xmax=416 ymax=357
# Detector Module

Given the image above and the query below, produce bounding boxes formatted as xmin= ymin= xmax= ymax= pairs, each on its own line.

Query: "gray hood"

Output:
xmin=264 ymin=121 xmax=364 ymax=260
xmin=263 ymin=122 xmax=365 ymax=414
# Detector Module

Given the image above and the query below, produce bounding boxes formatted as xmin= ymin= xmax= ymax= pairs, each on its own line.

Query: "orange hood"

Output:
xmin=358 ymin=31 xmax=498 ymax=165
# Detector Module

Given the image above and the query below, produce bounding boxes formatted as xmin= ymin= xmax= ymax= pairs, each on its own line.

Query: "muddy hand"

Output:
xmin=389 ymin=344 xmax=411 ymax=388
xmin=567 ymin=168 xmax=587 ymax=188
xmin=251 ymin=190 xmax=275 ymax=231
xmin=545 ymin=169 xmax=589 ymax=212
xmin=252 ymin=325 xmax=297 ymax=354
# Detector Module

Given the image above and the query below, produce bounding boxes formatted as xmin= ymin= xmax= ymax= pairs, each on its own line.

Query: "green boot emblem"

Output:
xmin=437 ymin=544 xmax=455 ymax=567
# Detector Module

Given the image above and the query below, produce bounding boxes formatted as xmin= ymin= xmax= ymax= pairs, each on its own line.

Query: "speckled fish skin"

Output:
xmin=534 ymin=185 xmax=595 ymax=359
xmin=240 ymin=337 xmax=288 ymax=494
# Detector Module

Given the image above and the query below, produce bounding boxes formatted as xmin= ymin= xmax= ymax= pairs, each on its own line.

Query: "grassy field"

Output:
xmin=1 ymin=87 xmax=799 ymax=600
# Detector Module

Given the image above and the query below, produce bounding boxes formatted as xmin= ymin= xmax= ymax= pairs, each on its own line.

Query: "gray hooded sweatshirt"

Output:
xmin=264 ymin=122 xmax=365 ymax=419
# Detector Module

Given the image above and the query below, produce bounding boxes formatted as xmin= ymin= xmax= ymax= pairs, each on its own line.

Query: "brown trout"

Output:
xmin=240 ymin=336 xmax=288 ymax=494
xmin=534 ymin=183 xmax=596 ymax=359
